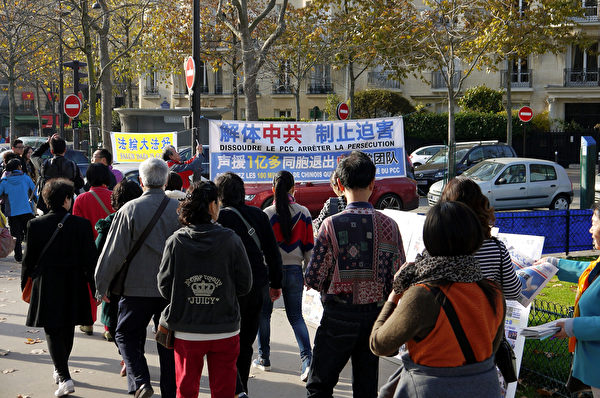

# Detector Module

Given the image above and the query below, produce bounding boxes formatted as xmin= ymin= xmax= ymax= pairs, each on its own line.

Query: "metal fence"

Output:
xmin=495 ymin=210 xmax=593 ymax=255
xmin=520 ymin=299 xmax=592 ymax=397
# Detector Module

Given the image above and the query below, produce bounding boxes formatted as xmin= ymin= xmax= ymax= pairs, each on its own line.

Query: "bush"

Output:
xmin=457 ymin=85 xmax=503 ymax=113
xmin=353 ymin=89 xmax=415 ymax=118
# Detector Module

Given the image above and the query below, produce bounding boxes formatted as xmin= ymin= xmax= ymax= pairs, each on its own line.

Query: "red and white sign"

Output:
xmin=63 ymin=94 xmax=82 ymax=119
xmin=518 ymin=106 xmax=533 ymax=123
xmin=336 ymin=102 xmax=349 ymax=120
xmin=184 ymin=56 xmax=195 ymax=91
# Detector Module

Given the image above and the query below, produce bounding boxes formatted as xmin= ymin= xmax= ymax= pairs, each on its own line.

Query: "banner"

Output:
xmin=110 ymin=132 xmax=177 ymax=163
xmin=208 ymin=118 xmax=406 ymax=183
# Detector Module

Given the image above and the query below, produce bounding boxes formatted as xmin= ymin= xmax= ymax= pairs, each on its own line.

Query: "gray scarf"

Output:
xmin=393 ymin=252 xmax=482 ymax=295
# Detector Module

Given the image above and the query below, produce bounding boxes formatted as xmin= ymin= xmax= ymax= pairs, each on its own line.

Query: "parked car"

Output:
xmin=409 ymin=145 xmax=445 ymax=167
xmin=427 ymin=157 xmax=573 ymax=210
xmin=414 ymin=140 xmax=517 ymax=193
xmin=245 ymin=177 xmax=420 ymax=216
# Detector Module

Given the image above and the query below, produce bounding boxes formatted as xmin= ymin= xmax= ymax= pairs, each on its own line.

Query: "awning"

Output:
xmin=14 ymin=115 xmax=40 ymax=124
xmin=22 ymin=92 xmax=34 ymax=101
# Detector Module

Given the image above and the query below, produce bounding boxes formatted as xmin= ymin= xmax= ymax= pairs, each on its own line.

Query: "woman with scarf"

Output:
xmin=538 ymin=203 xmax=600 ymax=397
xmin=370 ymin=201 xmax=504 ymax=397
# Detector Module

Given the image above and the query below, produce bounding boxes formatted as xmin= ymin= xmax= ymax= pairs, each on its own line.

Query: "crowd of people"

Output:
xmin=5 ymin=136 xmax=599 ymax=398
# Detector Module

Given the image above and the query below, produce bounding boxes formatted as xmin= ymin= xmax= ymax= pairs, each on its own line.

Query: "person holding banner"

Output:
xmin=537 ymin=203 xmax=600 ymax=397
xmin=162 ymin=144 xmax=203 ymax=190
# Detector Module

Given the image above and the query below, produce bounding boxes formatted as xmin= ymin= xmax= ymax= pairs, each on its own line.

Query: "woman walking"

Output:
xmin=21 ymin=178 xmax=97 ymax=396
xmin=158 ymin=181 xmax=252 ymax=398
xmin=256 ymin=170 xmax=314 ymax=381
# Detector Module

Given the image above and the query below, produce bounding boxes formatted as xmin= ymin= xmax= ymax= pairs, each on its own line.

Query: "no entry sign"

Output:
xmin=336 ymin=102 xmax=349 ymax=120
xmin=518 ymin=106 xmax=533 ymax=123
xmin=63 ymin=94 xmax=82 ymax=119
xmin=185 ymin=56 xmax=195 ymax=91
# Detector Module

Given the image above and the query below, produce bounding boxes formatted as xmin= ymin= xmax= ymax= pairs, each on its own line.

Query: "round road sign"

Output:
xmin=336 ymin=102 xmax=349 ymax=120
xmin=63 ymin=94 xmax=82 ymax=119
xmin=518 ymin=106 xmax=533 ymax=123
xmin=185 ymin=56 xmax=196 ymax=91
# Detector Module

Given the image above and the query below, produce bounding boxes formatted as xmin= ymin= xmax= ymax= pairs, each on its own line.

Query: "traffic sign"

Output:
xmin=63 ymin=94 xmax=82 ymax=119
xmin=518 ymin=106 xmax=533 ymax=123
xmin=336 ymin=102 xmax=349 ymax=120
xmin=184 ymin=56 xmax=195 ymax=91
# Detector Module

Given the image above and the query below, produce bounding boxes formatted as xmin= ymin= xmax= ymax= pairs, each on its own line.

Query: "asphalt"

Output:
xmin=0 ymin=256 xmax=399 ymax=398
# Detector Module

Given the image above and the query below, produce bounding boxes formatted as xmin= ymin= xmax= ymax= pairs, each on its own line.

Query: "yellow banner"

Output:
xmin=110 ymin=132 xmax=178 ymax=163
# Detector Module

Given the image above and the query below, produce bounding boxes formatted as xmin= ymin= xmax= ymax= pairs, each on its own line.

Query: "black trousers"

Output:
xmin=9 ymin=213 xmax=33 ymax=257
xmin=45 ymin=325 xmax=75 ymax=383
xmin=235 ymin=284 xmax=265 ymax=395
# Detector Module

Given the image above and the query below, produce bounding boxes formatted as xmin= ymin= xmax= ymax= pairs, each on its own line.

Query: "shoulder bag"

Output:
xmin=225 ymin=206 xmax=262 ymax=251
xmin=155 ymin=324 xmax=175 ymax=349
xmin=22 ymin=213 xmax=70 ymax=303
xmin=0 ymin=211 xmax=15 ymax=258
xmin=492 ymin=239 xmax=519 ymax=383
xmin=89 ymin=190 xmax=111 ymax=216
xmin=108 ymin=196 xmax=170 ymax=296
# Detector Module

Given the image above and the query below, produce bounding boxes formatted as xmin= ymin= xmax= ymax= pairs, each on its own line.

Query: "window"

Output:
xmin=510 ymin=58 xmax=529 ymax=84
xmin=145 ymin=72 xmax=159 ymax=95
xmin=309 ymin=64 xmax=332 ymax=93
xmin=573 ymin=43 xmax=598 ymax=71
xmin=467 ymin=147 xmax=484 ymax=164
xmin=214 ymin=68 xmax=223 ymax=94
xmin=499 ymin=164 xmax=526 ymax=184
xmin=530 ymin=164 xmax=557 ymax=182
xmin=483 ymin=146 xmax=500 ymax=158
xmin=502 ymin=146 xmax=516 ymax=157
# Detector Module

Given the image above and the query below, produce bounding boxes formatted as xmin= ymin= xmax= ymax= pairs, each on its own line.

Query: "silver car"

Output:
xmin=428 ymin=158 xmax=573 ymax=210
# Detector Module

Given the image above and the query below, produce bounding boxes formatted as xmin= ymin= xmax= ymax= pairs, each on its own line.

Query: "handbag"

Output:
xmin=155 ymin=324 xmax=175 ymax=349
xmin=108 ymin=196 xmax=170 ymax=296
xmin=22 ymin=213 xmax=70 ymax=303
xmin=0 ymin=211 xmax=15 ymax=258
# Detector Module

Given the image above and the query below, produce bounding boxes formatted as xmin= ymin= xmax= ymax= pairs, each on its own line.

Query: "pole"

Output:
xmin=58 ymin=0 xmax=65 ymax=136
xmin=192 ymin=0 xmax=201 ymax=151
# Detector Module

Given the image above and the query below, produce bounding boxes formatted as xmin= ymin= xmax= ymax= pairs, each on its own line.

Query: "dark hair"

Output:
xmin=6 ymin=158 xmax=21 ymax=172
xmin=336 ymin=151 xmax=376 ymax=189
xmin=440 ymin=177 xmax=495 ymax=238
xmin=215 ymin=172 xmax=245 ymax=207
xmin=12 ymin=139 xmax=23 ymax=148
xmin=111 ymin=180 xmax=142 ymax=210
xmin=423 ymin=201 xmax=483 ymax=256
xmin=273 ymin=170 xmax=294 ymax=242
xmin=50 ymin=136 xmax=66 ymax=155
xmin=166 ymin=172 xmax=183 ymax=191
xmin=23 ymin=146 xmax=33 ymax=160
xmin=2 ymin=151 xmax=18 ymax=165
xmin=162 ymin=146 xmax=175 ymax=161
xmin=96 ymin=148 xmax=113 ymax=165
xmin=42 ymin=178 xmax=74 ymax=211
xmin=178 ymin=181 xmax=218 ymax=225
xmin=86 ymin=163 xmax=112 ymax=187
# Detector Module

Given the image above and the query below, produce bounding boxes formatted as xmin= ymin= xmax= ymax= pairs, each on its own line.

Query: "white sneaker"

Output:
xmin=52 ymin=369 xmax=59 ymax=384
xmin=54 ymin=379 xmax=74 ymax=396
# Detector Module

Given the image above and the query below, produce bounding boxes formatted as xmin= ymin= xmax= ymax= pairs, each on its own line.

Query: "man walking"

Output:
xmin=95 ymin=158 xmax=179 ymax=398
xmin=305 ymin=151 xmax=405 ymax=397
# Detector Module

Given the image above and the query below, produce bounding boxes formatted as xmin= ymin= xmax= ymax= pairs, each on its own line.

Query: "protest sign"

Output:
xmin=110 ymin=132 xmax=177 ymax=163
xmin=208 ymin=118 xmax=406 ymax=183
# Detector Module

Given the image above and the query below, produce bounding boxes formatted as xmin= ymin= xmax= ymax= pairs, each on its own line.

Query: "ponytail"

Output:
xmin=273 ymin=170 xmax=294 ymax=242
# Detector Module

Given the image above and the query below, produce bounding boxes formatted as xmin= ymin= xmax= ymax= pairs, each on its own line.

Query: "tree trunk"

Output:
xmin=8 ymin=73 xmax=16 ymax=142
xmin=348 ymin=60 xmax=356 ymax=119
xmin=35 ymin=83 xmax=43 ymax=135
xmin=99 ymin=30 xmax=113 ymax=148
xmin=295 ymin=84 xmax=301 ymax=120
xmin=447 ymin=67 xmax=456 ymax=181
xmin=242 ymin=43 xmax=259 ymax=121
xmin=82 ymin=4 xmax=98 ymax=153
xmin=505 ymin=69 xmax=513 ymax=147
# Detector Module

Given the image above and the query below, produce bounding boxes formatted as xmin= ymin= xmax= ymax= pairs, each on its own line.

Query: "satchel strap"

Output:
xmin=32 ymin=212 xmax=70 ymax=277
xmin=125 ymin=196 xmax=170 ymax=265
xmin=89 ymin=190 xmax=111 ymax=216
xmin=225 ymin=206 xmax=262 ymax=252
xmin=428 ymin=285 xmax=477 ymax=364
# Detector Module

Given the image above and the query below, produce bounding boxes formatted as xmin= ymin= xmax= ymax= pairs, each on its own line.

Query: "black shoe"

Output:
xmin=134 ymin=383 xmax=154 ymax=398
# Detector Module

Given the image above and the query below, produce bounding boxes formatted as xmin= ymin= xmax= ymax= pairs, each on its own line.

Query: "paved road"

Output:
xmin=0 ymin=257 xmax=398 ymax=397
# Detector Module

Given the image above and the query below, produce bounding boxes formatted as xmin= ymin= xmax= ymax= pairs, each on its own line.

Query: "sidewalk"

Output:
xmin=0 ymin=256 xmax=398 ymax=397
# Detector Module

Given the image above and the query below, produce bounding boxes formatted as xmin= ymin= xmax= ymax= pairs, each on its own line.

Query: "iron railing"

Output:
xmin=500 ymin=69 xmax=533 ymax=88
xmin=431 ymin=70 xmax=461 ymax=89
xmin=564 ymin=68 xmax=599 ymax=87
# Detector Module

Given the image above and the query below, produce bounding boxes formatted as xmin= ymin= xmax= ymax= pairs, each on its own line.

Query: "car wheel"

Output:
xmin=376 ymin=194 xmax=403 ymax=210
xmin=550 ymin=195 xmax=569 ymax=210
xmin=261 ymin=197 xmax=273 ymax=210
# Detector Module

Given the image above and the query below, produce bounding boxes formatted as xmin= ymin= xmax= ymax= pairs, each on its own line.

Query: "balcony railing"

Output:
xmin=307 ymin=82 xmax=334 ymax=94
xmin=500 ymin=69 xmax=532 ymax=88
xmin=564 ymin=68 xmax=600 ymax=86
xmin=214 ymin=84 xmax=223 ymax=95
xmin=272 ymin=84 xmax=293 ymax=94
xmin=144 ymin=86 xmax=159 ymax=96
xmin=368 ymin=71 xmax=401 ymax=89
xmin=431 ymin=71 xmax=461 ymax=89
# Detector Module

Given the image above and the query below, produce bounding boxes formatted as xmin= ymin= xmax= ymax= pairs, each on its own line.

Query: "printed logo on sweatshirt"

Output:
xmin=184 ymin=275 xmax=222 ymax=305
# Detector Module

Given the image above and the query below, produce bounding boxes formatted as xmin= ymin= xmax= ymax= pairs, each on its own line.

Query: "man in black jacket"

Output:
xmin=215 ymin=172 xmax=283 ymax=398
xmin=32 ymin=134 xmax=84 ymax=213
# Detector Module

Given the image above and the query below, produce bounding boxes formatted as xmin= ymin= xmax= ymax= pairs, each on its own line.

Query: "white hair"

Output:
xmin=139 ymin=157 xmax=169 ymax=188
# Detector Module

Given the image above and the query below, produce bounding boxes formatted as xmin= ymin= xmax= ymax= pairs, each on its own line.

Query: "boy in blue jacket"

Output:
xmin=0 ymin=158 xmax=37 ymax=261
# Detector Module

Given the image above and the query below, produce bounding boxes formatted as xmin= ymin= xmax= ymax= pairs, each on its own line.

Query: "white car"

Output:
xmin=427 ymin=158 xmax=573 ymax=210
xmin=409 ymin=145 xmax=445 ymax=167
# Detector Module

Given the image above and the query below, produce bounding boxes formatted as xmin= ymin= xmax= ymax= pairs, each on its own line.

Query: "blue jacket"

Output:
xmin=557 ymin=258 xmax=600 ymax=388
xmin=0 ymin=171 xmax=37 ymax=216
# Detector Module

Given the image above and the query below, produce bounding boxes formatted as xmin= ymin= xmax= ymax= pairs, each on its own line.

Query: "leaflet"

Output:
xmin=520 ymin=321 xmax=562 ymax=339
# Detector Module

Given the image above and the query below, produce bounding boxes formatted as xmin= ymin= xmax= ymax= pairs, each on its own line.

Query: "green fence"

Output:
xmin=520 ymin=299 xmax=592 ymax=397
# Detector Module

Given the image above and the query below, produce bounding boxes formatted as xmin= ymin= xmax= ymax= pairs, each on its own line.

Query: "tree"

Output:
xmin=354 ymin=89 xmax=415 ymax=119
xmin=217 ymin=0 xmax=289 ymax=121
xmin=457 ymin=85 xmax=503 ymax=113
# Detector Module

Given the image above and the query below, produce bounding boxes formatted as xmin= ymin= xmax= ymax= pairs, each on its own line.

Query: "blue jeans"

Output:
xmin=257 ymin=265 xmax=312 ymax=362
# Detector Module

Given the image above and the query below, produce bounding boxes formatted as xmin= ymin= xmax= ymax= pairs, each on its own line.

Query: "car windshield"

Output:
xmin=425 ymin=148 xmax=470 ymax=166
xmin=463 ymin=161 xmax=505 ymax=181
